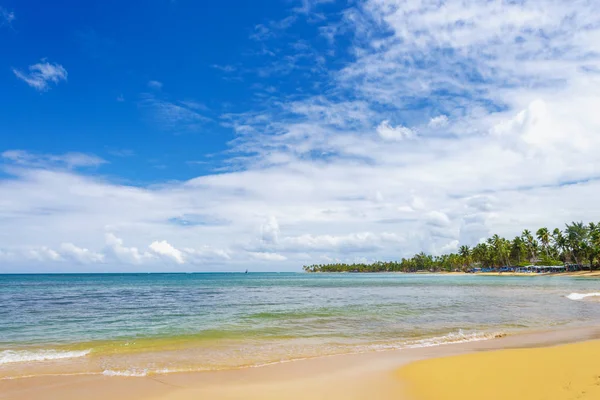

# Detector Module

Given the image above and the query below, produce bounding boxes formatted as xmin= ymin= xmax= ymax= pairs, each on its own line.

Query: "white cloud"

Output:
xmin=60 ymin=243 xmax=104 ymax=263
xmin=249 ymin=252 xmax=287 ymax=261
xmin=293 ymin=0 xmax=333 ymax=15
xmin=0 ymin=7 xmax=15 ymax=26
xmin=4 ymin=0 xmax=600 ymax=272
xmin=260 ymin=216 xmax=280 ymax=244
xmin=428 ymin=115 xmax=448 ymax=128
xmin=376 ymin=120 xmax=414 ymax=141
xmin=105 ymin=233 xmax=154 ymax=265
xmin=27 ymin=247 xmax=61 ymax=262
xmin=13 ymin=61 xmax=67 ymax=91
xmin=426 ymin=211 xmax=451 ymax=228
xmin=148 ymin=80 xmax=163 ymax=90
xmin=139 ymin=94 xmax=210 ymax=132
xmin=183 ymin=246 xmax=231 ymax=262
xmin=250 ymin=24 xmax=272 ymax=41
xmin=2 ymin=150 xmax=106 ymax=169
xmin=149 ymin=240 xmax=185 ymax=264
xmin=278 ymin=232 xmax=404 ymax=253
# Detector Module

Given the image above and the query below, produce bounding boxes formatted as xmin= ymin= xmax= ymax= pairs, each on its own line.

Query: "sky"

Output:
xmin=2 ymin=0 xmax=600 ymax=272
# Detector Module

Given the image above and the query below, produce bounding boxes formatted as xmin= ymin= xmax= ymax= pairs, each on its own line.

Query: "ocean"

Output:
xmin=1 ymin=273 xmax=599 ymax=379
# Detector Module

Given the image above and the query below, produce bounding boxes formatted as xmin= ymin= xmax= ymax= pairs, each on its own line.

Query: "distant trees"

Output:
xmin=303 ymin=221 xmax=600 ymax=273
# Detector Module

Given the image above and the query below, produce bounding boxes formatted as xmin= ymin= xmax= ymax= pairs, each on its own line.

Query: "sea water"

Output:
xmin=1 ymin=273 xmax=599 ymax=379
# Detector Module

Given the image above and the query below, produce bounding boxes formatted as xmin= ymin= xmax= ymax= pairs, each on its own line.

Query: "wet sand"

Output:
xmin=2 ymin=325 xmax=600 ymax=400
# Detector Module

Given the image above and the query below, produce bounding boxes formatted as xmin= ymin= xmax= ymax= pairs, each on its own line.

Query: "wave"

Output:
xmin=102 ymin=369 xmax=149 ymax=377
xmin=102 ymin=368 xmax=180 ymax=377
xmin=1 ymin=330 xmax=503 ymax=379
xmin=403 ymin=330 xmax=505 ymax=348
xmin=566 ymin=292 xmax=600 ymax=301
xmin=360 ymin=330 xmax=505 ymax=352
xmin=0 ymin=349 xmax=91 ymax=365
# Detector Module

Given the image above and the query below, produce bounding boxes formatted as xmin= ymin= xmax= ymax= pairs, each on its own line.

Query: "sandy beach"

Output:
xmin=401 ymin=339 xmax=600 ymax=400
xmin=3 ymin=325 xmax=600 ymax=400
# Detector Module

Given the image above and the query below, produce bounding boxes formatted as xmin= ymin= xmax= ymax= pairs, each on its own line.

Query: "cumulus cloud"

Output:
xmin=376 ymin=120 xmax=414 ymax=141
xmin=260 ymin=216 xmax=280 ymax=244
xmin=105 ymin=233 xmax=154 ymax=265
xmin=149 ymin=240 xmax=185 ymax=264
xmin=60 ymin=243 xmax=104 ymax=263
xmin=27 ymin=247 xmax=62 ymax=262
xmin=12 ymin=61 xmax=67 ymax=91
xmin=428 ymin=115 xmax=449 ymax=128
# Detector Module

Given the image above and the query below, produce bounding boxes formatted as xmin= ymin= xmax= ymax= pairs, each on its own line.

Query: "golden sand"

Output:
xmin=399 ymin=339 xmax=600 ymax=400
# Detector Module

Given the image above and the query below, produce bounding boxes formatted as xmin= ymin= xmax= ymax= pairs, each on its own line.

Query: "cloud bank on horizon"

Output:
xmin=2 ymin=0 xmax=600 ymax=271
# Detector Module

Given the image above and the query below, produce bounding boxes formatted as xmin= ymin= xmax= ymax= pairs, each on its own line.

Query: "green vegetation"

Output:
xmin=302 ymin=221 xmax=600 ymax=273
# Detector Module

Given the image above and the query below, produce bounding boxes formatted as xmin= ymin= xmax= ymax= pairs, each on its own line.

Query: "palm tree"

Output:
xmin=565 ymin=222 xmax=589 ymax=267
xmin=591 ymin=228 xmax=600 ymax=270
xmin=459 ymin=245 xmax=471 ymax=268
xmin=472 ymin=243 xmax=490 ymax=267
xmin=302 ymin=220 xmax=600 ymax=274
xmin=521 ymin=229 xmax=537 ymax=262
xmin=511 ymin=236 xmax=525 ymax=264
xmin=536 ymin=227 xmax=550 ymax=258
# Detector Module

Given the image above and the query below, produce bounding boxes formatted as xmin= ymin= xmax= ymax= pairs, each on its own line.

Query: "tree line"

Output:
xmin=302 ymin=221 xmax=600 ymax=273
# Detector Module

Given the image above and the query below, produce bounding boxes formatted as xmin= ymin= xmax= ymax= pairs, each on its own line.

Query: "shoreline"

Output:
xmin=3 ymin=325 xmax=600 ymax=400
xmin=310 ymin=271 xmax=600 ymax=277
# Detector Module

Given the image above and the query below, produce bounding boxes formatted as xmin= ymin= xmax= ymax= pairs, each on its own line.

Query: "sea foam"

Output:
xmin=358 ymin=330 xmax=505 ymax=353
xmin=0 ymin=349 xmax=91 ymax=365
xmin=403 ymin=330 xmax=505 ymax=348
xmin=102 ymin=368 xmax=177 ymax=377
xmin=102 ymin=369 xmax=149 ymax=377
xmin=566 ymin=292 xmax=600 ymax=301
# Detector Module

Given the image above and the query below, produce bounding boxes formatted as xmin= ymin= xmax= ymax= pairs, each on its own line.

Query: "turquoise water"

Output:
xmin=1 ymin=273 xmax=599 ymax=378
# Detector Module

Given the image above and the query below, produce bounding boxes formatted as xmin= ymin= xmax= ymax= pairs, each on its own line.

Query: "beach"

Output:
xmin=400 ymin=337 xmax=600 ymax=400
xmin=3 ymin=273 xmax=600 ymax=399
xmin=474 ymin=271 xmax=600 ymax=278
xmin=3 ymin=326 xmax=600 ymax=399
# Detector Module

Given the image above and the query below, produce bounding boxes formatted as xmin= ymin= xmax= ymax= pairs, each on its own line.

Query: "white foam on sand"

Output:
xmin=102 ymin=368 xmax=178 ymax=377
xmin=102 ymin=369 xmax=149 ymax=377
xmin=567 ymin=292 xmax=600 ymax=301
xmin=0 ymin=349 xmax=91 ymax=365
xmin=403 ymin=330 xmax=505 ymax=348
xmin=358 ymin=330 xmax=505 ymax=353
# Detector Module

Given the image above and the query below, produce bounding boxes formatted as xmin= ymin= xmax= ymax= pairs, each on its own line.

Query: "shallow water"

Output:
xmin=1 ymin=273 xmax=599 ymax=378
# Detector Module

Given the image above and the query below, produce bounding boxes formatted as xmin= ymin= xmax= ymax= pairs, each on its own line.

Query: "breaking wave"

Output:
xmin=362 ymin=330 xmax=505 ymax=352
xmin=566 ymin=292 xmax=600 ymax=301
xmin=0 ymin=349 xmax=91 ymax=365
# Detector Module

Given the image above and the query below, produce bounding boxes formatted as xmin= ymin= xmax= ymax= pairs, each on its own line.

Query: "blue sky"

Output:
xmin=2 ymin=0 xmax=600 ymax=272
xmin=1 ymin=0 xmax=351 ymax=182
